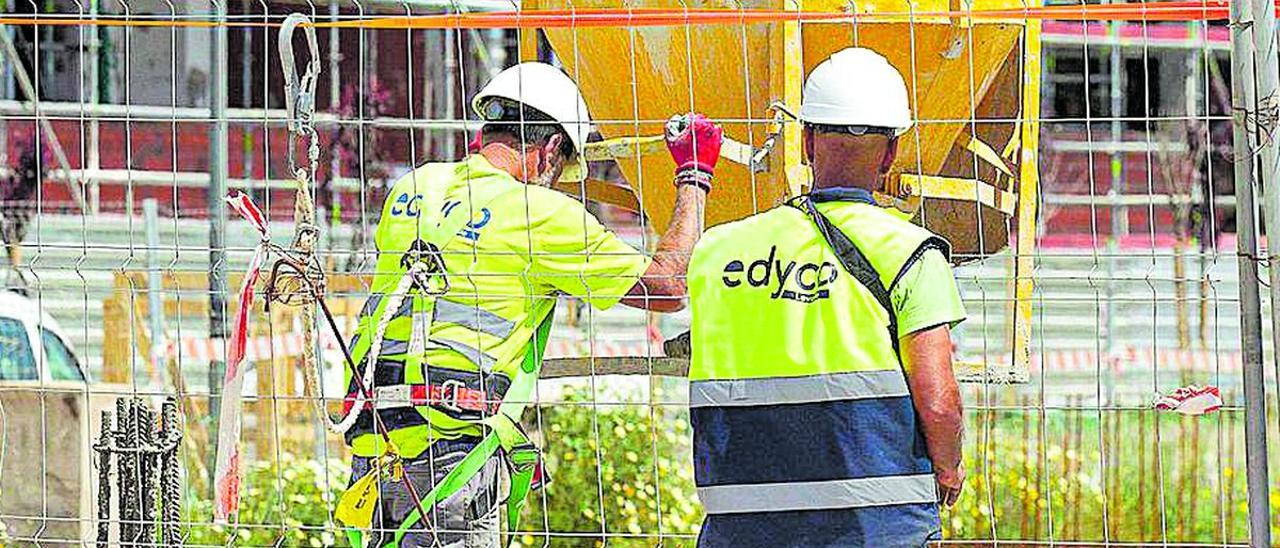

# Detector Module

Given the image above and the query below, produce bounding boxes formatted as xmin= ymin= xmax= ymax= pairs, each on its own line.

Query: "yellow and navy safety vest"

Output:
xmin=687 ymin=187 xmax=949 ymax=547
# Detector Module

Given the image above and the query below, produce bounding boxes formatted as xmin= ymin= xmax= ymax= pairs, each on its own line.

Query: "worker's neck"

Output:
xmin=810 ymin=171 xmax=881 ymax=193
xmin=478 ymin=142 xmax=540 ymax=183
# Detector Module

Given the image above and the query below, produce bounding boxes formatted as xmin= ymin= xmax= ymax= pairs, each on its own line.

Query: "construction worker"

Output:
xmin=685 ymin=47 xmax=965 ymax=547
xmin=339 ymin=61 xmax=723 ymax=547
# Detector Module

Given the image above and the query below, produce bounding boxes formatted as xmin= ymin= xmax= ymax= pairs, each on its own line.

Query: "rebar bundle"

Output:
xmin=93 ymin=397 xmax=184 ymax=547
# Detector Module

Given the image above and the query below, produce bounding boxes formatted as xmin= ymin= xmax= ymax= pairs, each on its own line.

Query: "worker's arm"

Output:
xmin=620 ymin=183 xmax=705 ymax=312
xmin=901 ymin=326 xmax=965 ymax=507
xmin=891 ymin=248 xmax=967 ymax=506
xmin=620 ymin=113 xmax=722 ymax=313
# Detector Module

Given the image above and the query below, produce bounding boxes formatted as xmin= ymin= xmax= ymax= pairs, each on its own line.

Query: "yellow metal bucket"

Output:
xmin=528 ymin=0 xmax=1041 ymax=262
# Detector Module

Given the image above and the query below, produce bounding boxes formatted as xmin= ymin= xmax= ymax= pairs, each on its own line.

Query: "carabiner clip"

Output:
xmin=401 ymin=240 xmax=451 ymax=296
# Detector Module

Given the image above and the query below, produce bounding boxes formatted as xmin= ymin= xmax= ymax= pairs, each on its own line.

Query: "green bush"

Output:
xmin=945 ymin=409 xmax=1260 ymax=544
xmin=514 ymin=384 xmax=702 ymax=547
xmin=183 ymin=456 xmax=349 ymax=547
xmin=174 ymin=396 xmax=1266 ymax=545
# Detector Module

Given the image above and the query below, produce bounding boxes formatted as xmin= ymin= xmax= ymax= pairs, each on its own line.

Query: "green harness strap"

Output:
xmin=384 ymin=314 xmax=553 ymax=546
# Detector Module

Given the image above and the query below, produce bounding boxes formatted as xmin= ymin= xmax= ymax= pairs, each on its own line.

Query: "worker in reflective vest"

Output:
xmin=686 ymin=47 xmax=967 ymax=547
xmin=339 ymin=62 xmax=724 ymax=547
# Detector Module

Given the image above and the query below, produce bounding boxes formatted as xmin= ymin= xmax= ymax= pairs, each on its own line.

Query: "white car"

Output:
xmin=0 ymin=289 xmax=86 ymax=383
xmin=0 ymin=288 xmax=92 ymax=544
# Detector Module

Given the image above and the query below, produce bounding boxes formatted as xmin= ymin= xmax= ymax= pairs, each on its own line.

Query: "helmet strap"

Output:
xmin=878 ymin=137 xmax=899 ymax=175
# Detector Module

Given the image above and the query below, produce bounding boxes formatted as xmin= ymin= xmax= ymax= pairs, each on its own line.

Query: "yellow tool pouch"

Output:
xmin=336 ymin=454 xmax=402 ymax=529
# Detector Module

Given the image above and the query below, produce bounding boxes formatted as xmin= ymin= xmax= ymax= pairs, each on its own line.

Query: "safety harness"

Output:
xmin=334 ymin=177 xmax=548 ymax=545
xmin=247 ymin=14 xmax=546 ymax=546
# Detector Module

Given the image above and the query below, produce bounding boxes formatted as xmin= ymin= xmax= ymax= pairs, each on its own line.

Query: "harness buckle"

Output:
xmin=437 ymin=379 xmax=466 ymax=413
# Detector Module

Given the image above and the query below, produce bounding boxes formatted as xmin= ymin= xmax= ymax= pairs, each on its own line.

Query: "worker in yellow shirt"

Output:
xmin=685 ymin=47 xmax=966 ymax=547
xmin=336 ymin=61 xmax=723 ymax=547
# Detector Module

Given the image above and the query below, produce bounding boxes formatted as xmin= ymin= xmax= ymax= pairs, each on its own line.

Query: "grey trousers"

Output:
xmin=349 ymin=444 xmax=504 ymax=548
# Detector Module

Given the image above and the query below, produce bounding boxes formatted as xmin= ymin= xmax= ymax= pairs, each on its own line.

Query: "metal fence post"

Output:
xmin=1228 ymin=0 xmax=1273 ymax=543
xmin=206 ymin=1 xmax=230 ymax=496
xmin=144 ymin=198 xmax=166 ymax=388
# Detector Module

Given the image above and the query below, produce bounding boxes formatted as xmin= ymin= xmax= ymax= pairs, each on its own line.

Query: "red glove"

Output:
xmin=665 ymin=113 xmax=723 ymax=189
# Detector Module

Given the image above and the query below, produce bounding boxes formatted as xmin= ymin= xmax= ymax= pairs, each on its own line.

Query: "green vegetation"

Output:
xmin=184 ymin=458 xmax=347 ymax=547
xmin=513 ymin=385 xmax=701 ymax=547
xmin=951 ymin=406 xmax=1257 ymax=544
xmin=177 ymin=388 xmax=1266 ymax=546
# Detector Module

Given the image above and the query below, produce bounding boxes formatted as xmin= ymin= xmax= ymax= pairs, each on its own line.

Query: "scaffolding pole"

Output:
xmin=1228 ymin=0 xmax=1273 ymax=542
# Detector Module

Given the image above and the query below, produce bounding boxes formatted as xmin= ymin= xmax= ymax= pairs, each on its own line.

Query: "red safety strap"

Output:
xmin=341 ymin=383 xmax=500 ymax=415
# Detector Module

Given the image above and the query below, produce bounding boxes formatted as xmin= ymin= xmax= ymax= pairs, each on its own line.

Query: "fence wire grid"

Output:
xmin=0 ymin=1 xmax=1276 ymax=546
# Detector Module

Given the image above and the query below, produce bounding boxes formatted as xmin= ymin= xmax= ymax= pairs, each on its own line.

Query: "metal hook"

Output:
xmin=279 ymin=12 xmax=323 ymax=182
xmin=279 ymin=13 xmax=321 ymax=135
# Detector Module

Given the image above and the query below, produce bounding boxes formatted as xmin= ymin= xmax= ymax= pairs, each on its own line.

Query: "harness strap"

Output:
xmin=384 ymin=311 xmax=553 ymax=544
xmin=344 ymin=383 xmax=502 ymax=415
xmin=795 ymin=196 xmax=900 ymax=356
xmin=342 ymin=178 xmax=507 ymax=435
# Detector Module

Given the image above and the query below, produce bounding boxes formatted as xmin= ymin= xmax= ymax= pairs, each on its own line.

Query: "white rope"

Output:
xmin=327 ymin=276 xmax=416 ymax=435
xmin=277 ymin=13 xmax=342 ymax=435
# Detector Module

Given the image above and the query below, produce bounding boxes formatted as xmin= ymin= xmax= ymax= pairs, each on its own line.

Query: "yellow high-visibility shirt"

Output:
xmin=348 ymin=154 xmax=650 ymax=457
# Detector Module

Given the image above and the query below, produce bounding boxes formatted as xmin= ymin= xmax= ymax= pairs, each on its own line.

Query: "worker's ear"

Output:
xmin=541 ymin=133 xmax=566 ymax=168
xmin=879 ymin=136 xmax=899 ymax=174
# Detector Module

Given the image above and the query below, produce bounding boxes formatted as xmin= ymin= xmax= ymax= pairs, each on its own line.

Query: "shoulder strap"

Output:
xmin=797 ymin=198 xmax=896 ymax=322
xmin=794 ymin=197 xmax=900 ymax=358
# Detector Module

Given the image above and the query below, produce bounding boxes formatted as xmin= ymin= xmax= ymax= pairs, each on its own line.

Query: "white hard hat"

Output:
xmin=471 ymin=62 xmax=591 ymax=180
xmin=799 ymin=48 xmax=913 ymax=135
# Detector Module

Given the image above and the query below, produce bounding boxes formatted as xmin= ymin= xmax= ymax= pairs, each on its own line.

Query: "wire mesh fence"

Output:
xmin=0 ymin=0 xmax=1276 ymax=546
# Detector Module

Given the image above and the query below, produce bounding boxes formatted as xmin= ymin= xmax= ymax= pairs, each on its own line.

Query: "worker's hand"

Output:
xmin=665 ymin=113 xmax=723 ymax=182
xmin=935 ymin=462 xmax=965 ymax=507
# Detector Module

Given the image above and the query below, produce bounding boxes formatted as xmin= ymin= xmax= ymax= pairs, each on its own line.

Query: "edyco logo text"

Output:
xmin=721 ymin=245 xmax=839 ymax=303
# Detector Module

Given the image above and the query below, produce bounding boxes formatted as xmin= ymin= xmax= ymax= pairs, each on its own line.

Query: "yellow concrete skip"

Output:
xmin=898 ymin=174 xmax=1017 ymax=217
xmin=526 ymin=0 xmax=1041 ymax=379
xmin=525 ymin=0 xmax=1041 ymax=264
xmin=581 ymin=133 xmax=755 ymax=166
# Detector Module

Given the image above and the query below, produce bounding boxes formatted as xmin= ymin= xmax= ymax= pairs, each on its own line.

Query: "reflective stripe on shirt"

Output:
xmin=688 ymin=370 xmax=909 ymax=408
xmin=697 ymin=474 xmax=937 ymax=514
xmin=433 ymin=298 xmax=517 ymax=339
xmin=428 ymin=338 xmax=497 ymax=371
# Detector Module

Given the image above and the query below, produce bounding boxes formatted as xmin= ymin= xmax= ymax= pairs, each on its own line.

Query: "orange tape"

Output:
xmin=0 ymin=1 xmax=1250 ymax=30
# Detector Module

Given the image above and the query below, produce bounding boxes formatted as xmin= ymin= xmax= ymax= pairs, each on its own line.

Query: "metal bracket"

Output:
xmin=580 ymin=133 xmax=761 ymax=172
xmin=888 ymin=173 xmax=1019 ymax=216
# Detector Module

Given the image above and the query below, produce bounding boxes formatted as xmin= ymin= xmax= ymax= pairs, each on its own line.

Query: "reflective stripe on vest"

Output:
xmin=377 ymin=336 xmax=500 ymax=370
xmin=385 ymin=295 xmax=517 ymax=341
xmin=434 ymin=298 xmax=516 ymax=339
xmin=375 ymin=298 xmax=506 ymax=369
xmin=697 ymin=474 xmax=937 ymax=514
xmin=688 ymin=370 xmax=908 ymax=408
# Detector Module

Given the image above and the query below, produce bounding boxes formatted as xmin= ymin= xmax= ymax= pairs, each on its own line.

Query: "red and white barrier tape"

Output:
xmin=213 ymin=191 xmax=270 ymax=522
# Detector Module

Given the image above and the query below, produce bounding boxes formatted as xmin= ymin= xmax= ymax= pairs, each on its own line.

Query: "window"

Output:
xmin=1123 ymin=57 xmax=1161 ymax=130
xmin=1047 ymin=53 xmax=1110 ymax=121
xmin=0 ymin=318 xmax=36 ymax=381
xmin=41 ymin=329 xmax=84 ymax=382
